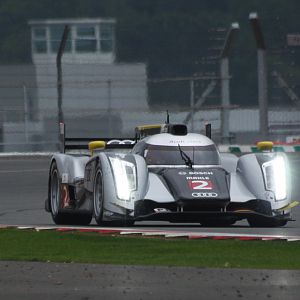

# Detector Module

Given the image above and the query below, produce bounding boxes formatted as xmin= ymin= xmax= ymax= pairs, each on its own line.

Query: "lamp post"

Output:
xmin=249 ymin=12 xmax=268 ymax=140
xmin=56 ymin=25 xmax=70 ymax=151
xmin=220 ymin=22 xmax=239 ymax=144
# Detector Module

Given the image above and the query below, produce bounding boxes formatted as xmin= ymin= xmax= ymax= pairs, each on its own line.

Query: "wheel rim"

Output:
xmin=94 ymin=170 xmax=103 ymax=218
xmin=50 ymin=169 xmax=60 ymax=215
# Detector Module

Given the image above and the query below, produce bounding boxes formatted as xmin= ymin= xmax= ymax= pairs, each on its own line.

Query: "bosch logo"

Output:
xmin=189 ymin=171 xmax=213 ymax=175
xmin=192 ymin=192 xmax=218 ymax=198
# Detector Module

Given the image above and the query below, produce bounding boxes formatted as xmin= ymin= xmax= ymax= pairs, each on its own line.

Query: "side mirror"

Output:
xmin=257 ymin=141 xmax=273 ymax=152
xmin=88 ymin=141 xmax=106 ymax=155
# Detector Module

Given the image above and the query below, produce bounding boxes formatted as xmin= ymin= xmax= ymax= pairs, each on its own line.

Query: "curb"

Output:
xmin=218 ymin=145 xmax=300 ymax=153
xmin=1 ymin=225 xmax=300 ymax=242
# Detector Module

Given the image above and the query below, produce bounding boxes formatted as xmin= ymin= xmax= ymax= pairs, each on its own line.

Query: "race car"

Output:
xmin=45 ymin=122 xmax=298 ymax=227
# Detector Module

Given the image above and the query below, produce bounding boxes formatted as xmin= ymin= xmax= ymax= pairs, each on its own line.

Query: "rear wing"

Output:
xmin=134 ymin=123 xmax=188 ymax=139
xmin=59 ymin=123 xmax=135 ymax=153
xmin=134 ymin=123 xmax=212 ymax=139
xmin=134 ymin=124 xmax=163 ymax=140
xmin=59 ymin=122 xmax=213 ymax=153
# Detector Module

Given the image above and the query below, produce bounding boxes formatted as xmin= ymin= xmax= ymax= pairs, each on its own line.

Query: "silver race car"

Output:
xmin=45 ymin=123 xmax=298 ymax=227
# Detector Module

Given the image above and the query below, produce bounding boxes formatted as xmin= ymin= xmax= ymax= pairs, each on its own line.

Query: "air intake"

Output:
xmin=167 ymin=124 xmax=188 ymax=136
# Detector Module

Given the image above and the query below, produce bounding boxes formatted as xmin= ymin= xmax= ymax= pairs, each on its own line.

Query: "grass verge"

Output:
xmin=0 ymin=228 xmax=300 ymax=269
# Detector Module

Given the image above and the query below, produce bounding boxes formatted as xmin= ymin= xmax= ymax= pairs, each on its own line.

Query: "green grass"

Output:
xmin=0 ymin=228 xmax=300 ymax=269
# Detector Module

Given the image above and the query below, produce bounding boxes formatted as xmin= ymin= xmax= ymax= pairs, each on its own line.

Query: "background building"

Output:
xmin=1 ymin=18 xmax=148 ymax=151
xmin=0 ymin=6 xmax=299 ymax=151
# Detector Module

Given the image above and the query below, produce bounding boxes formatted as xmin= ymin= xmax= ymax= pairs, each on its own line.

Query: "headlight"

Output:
xmin=262 ymin=156 xmax=287 ymax=201
xmin=109 ymin=157 xmax=137 ymax=200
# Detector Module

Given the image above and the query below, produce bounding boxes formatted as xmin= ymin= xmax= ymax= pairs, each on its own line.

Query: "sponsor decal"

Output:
xmin=188 ymin=180 xmax=213 ymax=190
xmin=169 ymin=140 xmax=185 ymax=144
xmin=186 ymin=176 xmax=210 ymax=180
xmin=188 ymin=171 xmax=213 ymax=175
xmin=169 ymin=140 xmax=201 ymax=144
xmin=61 ymin=184 xmax=70 ymax=208
xmin=178 ymin=171 xmax=187 ymax=175
xmin=179 ymin=171 xmax=213 ymax=175
xmin=62 ymin=173 xmax=69 ymax=183
xmin=192 ymin=192 xmax=218 ymax=198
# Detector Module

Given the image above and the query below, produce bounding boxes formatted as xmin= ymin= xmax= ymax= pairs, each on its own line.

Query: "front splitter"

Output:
xmin=134 ymin=211 xmax=290 ymax=222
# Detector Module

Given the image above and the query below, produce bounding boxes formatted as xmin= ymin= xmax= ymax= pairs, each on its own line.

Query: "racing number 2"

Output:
xmin=188 ymin=180 xmax=213 ymax=190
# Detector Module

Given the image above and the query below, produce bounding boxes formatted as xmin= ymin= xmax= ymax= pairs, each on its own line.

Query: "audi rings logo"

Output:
xmin=107 ymin=139 xmax=135 ymax=145
xmin=192 ymin=192 xmax=218 ymax=198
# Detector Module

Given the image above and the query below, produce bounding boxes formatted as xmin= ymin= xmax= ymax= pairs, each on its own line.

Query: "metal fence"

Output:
xmin=0 ymin=63 xmax=300 ymax=152
xmin=1 ymin=102 xmax=300 ymax=152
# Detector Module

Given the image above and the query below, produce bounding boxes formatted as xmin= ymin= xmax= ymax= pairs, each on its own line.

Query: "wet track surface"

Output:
xmin=0 ymin=154 xmax=299 ymax=236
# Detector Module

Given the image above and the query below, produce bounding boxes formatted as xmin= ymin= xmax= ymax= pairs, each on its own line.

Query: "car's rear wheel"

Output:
xmin=93 ymin=167 xmax=105 ymax=225
xmin=247 ymin=217 xmax=288 ymax=227
xmin=49 ymin=161 xmax=92 ymax=225
xmin=49 ymin=162 xmax=66 ymax=224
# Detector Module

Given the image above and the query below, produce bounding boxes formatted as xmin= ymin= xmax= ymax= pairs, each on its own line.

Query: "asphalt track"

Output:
xmin=0 ymin=154 xmax=300 ymax=300
xmin=0 ymin=154 xmax=299 ymax=236
xmin=1 ymin=261 xmax=299 ymax=300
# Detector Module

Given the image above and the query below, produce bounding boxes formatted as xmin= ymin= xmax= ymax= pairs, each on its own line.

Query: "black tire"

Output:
xmin=49 ymin=161 xmax=92 ymax=226
xmin=122 ymin=219 xmax=135 ymax=227
xmin=93 ymin=167 xmax=135 ymax=227
xmin=112 ymin=219 xmax=135 ymax=227
xmin=247 ymin=218 xmax=288 ymax=227
xmin=93 ymin=167 xmax=106 ymax=225
xmin=49 ymin=161 xmax=66 ymax=224
xmin=72 ymin=214 xmax=93 ymax=226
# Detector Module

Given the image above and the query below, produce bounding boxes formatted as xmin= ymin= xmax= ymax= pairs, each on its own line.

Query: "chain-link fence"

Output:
xmin=0 ymin=75 xmax=299 ymax=152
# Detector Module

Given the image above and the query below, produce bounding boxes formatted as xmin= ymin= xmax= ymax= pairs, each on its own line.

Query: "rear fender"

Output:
xmin=47 ymin=154 xmax=89 ymax=212
xmin=50 ymin=154 xmax=89 ymax=184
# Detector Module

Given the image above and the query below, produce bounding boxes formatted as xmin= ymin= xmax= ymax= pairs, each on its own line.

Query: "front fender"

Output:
xmin=89 ymin=152 xmax=149 ymax=213
xmin=236 ymin=153 xmax=266 ymax=200
xmin=236 ymin=152 xmax=291 ymax=210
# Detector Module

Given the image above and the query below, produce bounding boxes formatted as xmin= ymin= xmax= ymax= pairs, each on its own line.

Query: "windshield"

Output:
xmin=144 ymin=144 xmax=220 ymax=166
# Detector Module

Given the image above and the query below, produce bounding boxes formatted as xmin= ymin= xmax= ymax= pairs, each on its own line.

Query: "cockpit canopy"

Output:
xmin=133 ymin=142 xmax=220 ymax=166
xmin=145 ymin=144 xmax=220 ymax=166
xmin=132 ymin=123 xmax=219 ymax=166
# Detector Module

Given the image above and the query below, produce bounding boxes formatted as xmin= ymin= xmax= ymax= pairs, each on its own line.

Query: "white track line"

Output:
xmin=0 ymin=169 xmax=48 ymax=173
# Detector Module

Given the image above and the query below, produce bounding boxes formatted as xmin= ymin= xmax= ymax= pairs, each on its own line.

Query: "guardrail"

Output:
xmin=0 ymin=144 xmax=299 ymax=156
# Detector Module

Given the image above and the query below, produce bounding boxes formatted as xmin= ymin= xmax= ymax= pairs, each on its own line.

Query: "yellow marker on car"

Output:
xmin=257 ymin=141 xmax=274 ymax=152
xmin=276 ymin=201 xmax=299 ymax=212
xmin=88 ymin=141 xmax=106 ymax=155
